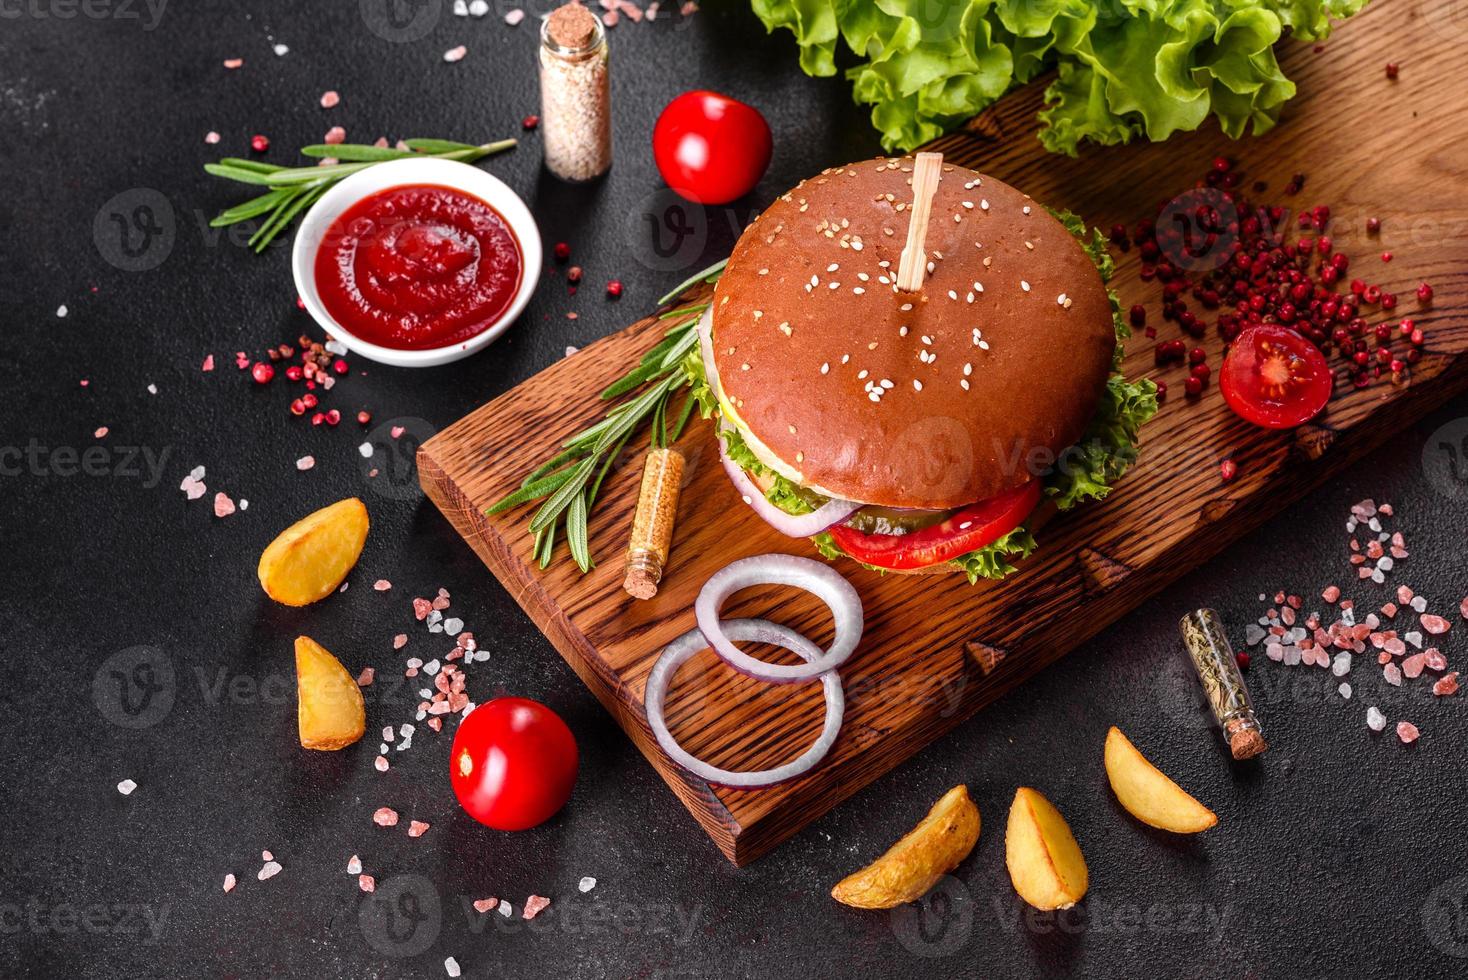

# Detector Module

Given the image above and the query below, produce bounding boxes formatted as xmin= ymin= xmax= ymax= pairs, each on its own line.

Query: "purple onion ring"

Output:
xmin=644 ymin=618 xmax=845 ymax=789
xmin=695 ymin=554 xmax=863 ymax=684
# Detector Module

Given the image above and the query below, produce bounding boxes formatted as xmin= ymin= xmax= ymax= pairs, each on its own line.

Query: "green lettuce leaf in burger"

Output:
xmin=684 ymin=157 xmax=1157 ymax=582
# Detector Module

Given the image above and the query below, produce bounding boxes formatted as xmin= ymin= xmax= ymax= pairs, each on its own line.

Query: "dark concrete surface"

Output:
xmin=3 ymin=2 xmax=1468 ymax=977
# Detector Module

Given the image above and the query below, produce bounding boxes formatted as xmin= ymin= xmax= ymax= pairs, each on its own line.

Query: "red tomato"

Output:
xmin=652 ymin=90 xmax=772 ymax=205
xmin=1220 ymin=325 xmax=1333 ymax=429
xmin=827 ymin=480 xmax=1041 ymax=571
xmin=449 ymin=697 xmax=577 ymax=831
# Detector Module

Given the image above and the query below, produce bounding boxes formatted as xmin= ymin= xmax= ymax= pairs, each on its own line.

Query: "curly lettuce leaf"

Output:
xmin=749 ymin=0 xmax=1369 ymax=153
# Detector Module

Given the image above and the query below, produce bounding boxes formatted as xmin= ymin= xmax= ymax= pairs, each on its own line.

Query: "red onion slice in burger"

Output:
xmin=715 ymin=437 xmax=860 ymax=537
xmin=695 ymin=555 xmax=863 ymax=683
xmin=644 ymin=618 xmax=844 ymax=788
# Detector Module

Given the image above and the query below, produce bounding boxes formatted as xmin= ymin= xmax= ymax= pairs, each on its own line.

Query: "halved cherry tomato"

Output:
xmin=1220 ymin=325 xmax=1333 ymax=429
xmin=450 ymin=697 xmax=577 ymax=831
xmin=828 ymin=480 xmax=1041 ymax=571
xmin=652 ymin=90 xmax=772 ymax=205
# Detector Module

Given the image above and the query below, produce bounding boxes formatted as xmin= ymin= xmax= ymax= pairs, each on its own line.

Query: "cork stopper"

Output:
xmin=546 ymin=2 xmax=598 ymax=50
xmin=1225 ymin=718 xmax=1267 ymax=760
xmin=623 ymin=551 xmax=662 ymax=600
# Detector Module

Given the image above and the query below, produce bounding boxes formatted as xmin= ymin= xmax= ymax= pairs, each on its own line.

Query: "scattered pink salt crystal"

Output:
xmin=373 ymin=807 xmax=399 ymax=827
xmin=94 ymin=426 xmax=109 ymax=439
xmin=391 ymin=425 xmax=406 ymax=439
xmin=375 ymin=755 xmax=389 ymax=772
xmin=202 ymin=354 xmax=215 ymax=371
xmin=1424 ymin=649 xmax=1447 ymax=671
xmin=359 ymin=874 xmax=376 ymax=893
xmin=223 ymin=57 xmax=243 ymax=69
xmin=1381 ymin=602 xmax=1398 ymax=618
xmin=214 ymin=492 xmax=237 ymax=518
xmin=523 ymin=895 xmax=551 ymax=919
xmin=1401 ymin=653 xmax=1427 ymax=679
xmin=1366 ymin=706 xmax=1387 ymax=731
xmin=374 ymin=579 xmax=392 ymax=591
xmin=357 ymin=667 xmax=375 ymax=686
xmin=393 ymin=634 xmax=408 ymax=649
xmin=473 ymin=898 xmax=498 ymax=913
xmin=296 ymin=455 xmax=315 ymax=471
xmin=1383 ymin=663 xmax=1402 ymax=686
xmin=348 ymin=855 xmax=362 ymax=874
xmin=414 ymin=598 xmax=433 ymax=620
xmin=1461 ymin=596 xmax=1468 ymax=620
xmin=258 ymin=860 xmax=283 ymax=881
xmin=223 ymin=873 xmax=236 ymax=893
xmin=408 ymin=820 xmax=430 ymax=838
xmin=1396 ymin=721 xmax=1420 ymax=744
xmin=324 ymin=126 xmax=347 ymax=145
xmin=1397 ymin=584 xmax=1414 ymax=604
xmin=320 ymin=90 xmax=340 ymax=108
xmin=1421 ymin=614 xmax=1450 ymax=635
xmin=1321 ymin=585 xmax=1340 ymax=603
xmin=261 ymin=850 xmax=273 ymax=862
xmin=1434 ymin=672 xmax=1459 ymax=696
xmin=180 ymin=476 xmax=207 ymax=500
xmin=443 ymin=45 xmax=468 ymax=63
xmin=505 ymin=8 xmax=525 ymax=24
xmin=205 ymin=131 xmax=221 ymax=144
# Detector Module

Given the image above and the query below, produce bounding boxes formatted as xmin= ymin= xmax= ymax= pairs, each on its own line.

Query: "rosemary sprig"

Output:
xmin=487 ymin=258 xmax=728 ymax=571
xmin=204 ymin=137 xmax=517 ymax=253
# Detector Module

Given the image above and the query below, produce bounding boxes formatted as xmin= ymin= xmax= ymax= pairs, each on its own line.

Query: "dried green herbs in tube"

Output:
xmin=1179 ymin=608 xmax=1267 ymax=760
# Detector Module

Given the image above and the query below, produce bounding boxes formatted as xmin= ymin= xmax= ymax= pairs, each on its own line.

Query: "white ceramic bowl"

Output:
xmin=291 ymin=157 xmax=542 ymax=368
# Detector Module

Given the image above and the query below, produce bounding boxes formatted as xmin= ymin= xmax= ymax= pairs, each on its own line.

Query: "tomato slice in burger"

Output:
xmin=1220 ymin=325 xmax=1333 ymax=429
xmin=828 ymin=479 xmax=1041 ymax=572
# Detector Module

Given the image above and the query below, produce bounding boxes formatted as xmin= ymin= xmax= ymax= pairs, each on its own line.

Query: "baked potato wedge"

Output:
xmin=1104 ymin=726 xmax=1217 ymax=834
xmin=295 ymin=635 xmax=365 ymax=751
xmin=258 ymin=498 xmax=368 ymax=605
xmin=1005 ymin=787 xmax=1088 ymax=911
xmin=831 ymin=784 xmax=980 ymax=909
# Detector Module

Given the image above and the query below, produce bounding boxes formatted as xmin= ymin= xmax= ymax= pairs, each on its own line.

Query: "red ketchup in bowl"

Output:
xmin=314 ymin=184 xmax=523 ymax=351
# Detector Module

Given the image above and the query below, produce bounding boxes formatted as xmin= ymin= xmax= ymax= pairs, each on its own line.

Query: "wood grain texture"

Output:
xmin=419 ymin=0 xmax=1468 ymax=865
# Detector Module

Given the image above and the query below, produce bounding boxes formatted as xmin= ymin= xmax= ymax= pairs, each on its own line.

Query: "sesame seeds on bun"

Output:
xmin=710 ymin=156 xmax=1116 ymax=510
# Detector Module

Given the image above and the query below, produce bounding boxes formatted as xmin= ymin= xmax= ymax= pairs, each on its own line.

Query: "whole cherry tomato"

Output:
xmin=1220 ymin=324 xmax=1333 ymax=429
xmin=450 ymin=697 xmax=578 ymax=831
xmin=652 ymin=90 xmax=772 ymax=205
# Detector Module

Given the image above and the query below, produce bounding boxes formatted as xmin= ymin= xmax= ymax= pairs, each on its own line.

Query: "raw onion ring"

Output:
xmin=644 ymin=618 xmax=844 ymax=789
xmin=696 ymin=309 xmax=861 ymax=537
xmin=695 ymin=554 xmax=863 ymax=684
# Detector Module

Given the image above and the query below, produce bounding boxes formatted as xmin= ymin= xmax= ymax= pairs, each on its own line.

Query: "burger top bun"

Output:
xmin=711 ymin=156 xmax=1117 ymax=510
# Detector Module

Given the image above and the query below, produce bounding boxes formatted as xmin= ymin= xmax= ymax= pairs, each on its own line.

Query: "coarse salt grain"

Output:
xmin=408 ymin=820 xmax=430 ymax=838
xmin=360 ymin=875 xmax=376 ymax=893
xmin=117 ymin=778 xmax=137 ymax=795
xmin=1366 ymin=706 xmax=1386 ymax=731
xmin=373 ymin=807 xmax=399 ymax=827
xmin=443 ymin=45 xmax=468 ymax=63
xmin=498 ymin=901 xmax=512 ymax=917
xmin=505 ymin=8 xmax=525 ymax=24
xmin=258 ymin=861 xmax=283 ymax=881
xmin=523 ymin=895 xmax=551 ymax=919
xmin=347 ymin=855 xmax=362 ymax=874
xmin=204 ymin=131 xmax=221 ymax=144
xmin=214 ymin=492 xmax=237 ymax=518
xmin=374 ymin=579 xmax=392 ymax=591
xmin=320 ymin=90 xmax=340 ymax=109
xmin=473 ymin=898 xmax=498 ymax=913
xmin=1434 ymin=672 xmax=1459 ymax=696
xmin=1396 ymin=720 xmax=1420 ymax=743
xmin=296 ymin=455 xmax=315 ymax=471
xmin=359 ymin=442 xmax=373 ymax=459
xmin=578 ymin=876 xmax=597 ymax=892
xmin=445 ymin=957 xmax=461 ymax=978
xmin=223 ymin=874 xmax=236 ymax=892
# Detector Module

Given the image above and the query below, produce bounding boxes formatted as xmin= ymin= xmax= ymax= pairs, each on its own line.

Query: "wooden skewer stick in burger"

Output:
xmin=895 ymin=151 xmax=944 ymax=293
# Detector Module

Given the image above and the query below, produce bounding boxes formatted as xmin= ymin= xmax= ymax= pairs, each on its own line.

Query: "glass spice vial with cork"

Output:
xmin=539 ymin=2 xmax=612 ymax=182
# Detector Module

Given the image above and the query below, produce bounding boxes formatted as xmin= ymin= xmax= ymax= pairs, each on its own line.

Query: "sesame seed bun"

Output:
xmin=710 ymin=157 xmax=1116 ymax=510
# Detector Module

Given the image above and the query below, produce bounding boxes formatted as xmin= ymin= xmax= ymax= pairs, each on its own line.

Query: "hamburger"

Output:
xmin=687 ymin=156 xmax=1158 ymax=581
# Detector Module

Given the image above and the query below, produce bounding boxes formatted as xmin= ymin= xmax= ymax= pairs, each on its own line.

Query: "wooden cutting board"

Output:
xmin=420 ymin=0 xmax=1468 ymax=865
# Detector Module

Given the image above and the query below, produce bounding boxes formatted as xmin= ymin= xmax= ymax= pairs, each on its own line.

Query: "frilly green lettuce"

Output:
xmin=750 ymin=0 xmax=1368 ymax=154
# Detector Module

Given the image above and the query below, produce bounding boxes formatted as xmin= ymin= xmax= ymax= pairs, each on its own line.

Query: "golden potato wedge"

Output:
xmin=1005 ymin=787 xmax=1088 ymax=911
xmin=258 ymin=498 xmax=369 ymax=606
xmin=295 ymin=635 xmax=365 ymax=751
xmin=1104 ymin=727 xmax=1217 ymax=834
xmin=831 ymin=784 xmax=980 ymax=909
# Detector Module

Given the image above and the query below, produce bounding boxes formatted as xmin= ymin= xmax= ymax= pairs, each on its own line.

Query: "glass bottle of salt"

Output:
xmin=539 ymin=2 xmax=612 ymax=182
